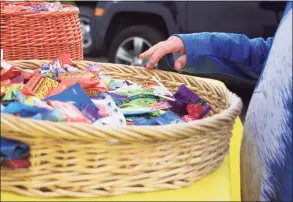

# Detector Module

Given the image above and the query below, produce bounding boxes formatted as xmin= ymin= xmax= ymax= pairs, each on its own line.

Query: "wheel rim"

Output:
xmin=114 ymin=36 xmax=158 ymax=68
xmin=80 ymin=16 xmax=93 ymax=50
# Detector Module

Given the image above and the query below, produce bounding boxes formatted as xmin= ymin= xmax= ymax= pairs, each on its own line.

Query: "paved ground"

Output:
xmin=85 ymin=56 xmax=250 ymax=122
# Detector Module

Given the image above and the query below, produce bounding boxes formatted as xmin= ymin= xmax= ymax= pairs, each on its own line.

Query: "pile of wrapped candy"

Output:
xmin=0 ymin=53 xmax=211 ymax=169
xmin=2 ymin=1 xmax=71 ymax=13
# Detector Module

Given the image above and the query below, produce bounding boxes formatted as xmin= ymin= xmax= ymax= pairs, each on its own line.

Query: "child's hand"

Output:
xmin=139 ymin=36 xmax=186 ymax=70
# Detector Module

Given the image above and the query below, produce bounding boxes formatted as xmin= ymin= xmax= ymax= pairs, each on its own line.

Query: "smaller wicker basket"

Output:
xmin=0 ymin=1 xmax=83 ymax=61
xmin=1 ymin=60 xmax=243 ymax=198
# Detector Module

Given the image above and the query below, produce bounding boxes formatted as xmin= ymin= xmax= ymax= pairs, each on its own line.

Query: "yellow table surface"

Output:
xmin=1 ymin=78 xmax=243 ymax=201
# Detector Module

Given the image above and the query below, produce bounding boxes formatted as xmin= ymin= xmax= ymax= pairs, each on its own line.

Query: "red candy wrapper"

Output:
xmin=49 ymin=53 xmax=76 ymax=70
xmin=47 ymin=100 xmax=92 ymax=123
xmin=2 ymin=159 xmax=30 ymax=169
xmin=183 ymin=104 xmax=204 ymax=122
xmin=1 ymin=66 xmax=23 ymax=82
xmin=21 ymin=73 xmax=59 ymax=99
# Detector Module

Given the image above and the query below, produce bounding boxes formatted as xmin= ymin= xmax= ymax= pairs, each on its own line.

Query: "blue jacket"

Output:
xmin=167 ymin=2 xmax=292 ymax=201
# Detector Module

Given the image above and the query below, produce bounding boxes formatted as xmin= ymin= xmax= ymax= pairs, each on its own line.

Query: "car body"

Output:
xmin=76 ymin=1 xmax=285 ymax=93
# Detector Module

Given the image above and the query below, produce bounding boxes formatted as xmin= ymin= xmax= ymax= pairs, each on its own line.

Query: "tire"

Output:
xmin=109 ymin=25 xmax=169 ymax=70
xmin=78 ymin=6 xmax=95 ymax=55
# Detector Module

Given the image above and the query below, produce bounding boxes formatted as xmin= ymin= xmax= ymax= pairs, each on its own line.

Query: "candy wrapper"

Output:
xmin=87 ymin=63 xmax=103 ymax=74
xmin=92 ymin=94 xmax=126 ymax=126
xmin=104 ymin=92 xmax=127 ymax=105
xmin=1 ymin=159 xmax=30 ymax=169
xmin=2 ymin=84 xmax=24 ymax=102
xmin=1 ymin=66 xmax=24 ymax=84
xmin=3 ymin=102 xmax=63 ymax=122
xmin=171 ymin=84 xmax=211 ymax=118
xmin=24 ymin=96 xmax=54 ymax=110
xmin=45 ymin=83 xmax=102 ymax=122
xmin=131 ymin=111 xmax=183 ymax=126
xmin=40 ymin=64 xmax=66 ymax=80
xmin=119 ymin=94 xmax=161 ymax=108
xmin=1 ymin=104 xmax=5 ymax=112
xmin=21 ymin=73 xmax=59 ymax=100
xmin=58 ymin=71 xmax=96 ymax=81
xmin=0 ymin=137 xmax=29 ymax=160
xmin=47 ymin=100 xmax=91 ymax=123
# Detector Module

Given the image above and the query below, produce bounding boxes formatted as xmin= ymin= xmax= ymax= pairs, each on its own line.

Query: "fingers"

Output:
xmin=146 ymin=43 xmax=172 ymax=69
xmin=174 ymin=54 xmax=187 ymax=71
xmin=139 ymin=44 xmax=158 ymax=60
xmin=140 ymin=36 xmax=184 ymax=70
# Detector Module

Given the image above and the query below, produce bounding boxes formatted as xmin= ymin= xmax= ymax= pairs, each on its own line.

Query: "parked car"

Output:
xmin=76 ymin=1 xmax=285 ymax=92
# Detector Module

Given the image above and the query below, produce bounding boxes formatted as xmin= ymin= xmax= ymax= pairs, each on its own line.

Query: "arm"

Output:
xmin=173 ymin=33 xmax=273 ymax=73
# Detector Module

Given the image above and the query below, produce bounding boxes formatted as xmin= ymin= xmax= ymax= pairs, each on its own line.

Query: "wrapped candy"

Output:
xmin=0 ymin=137 xmax=29 ymax=160
xmin=45 ymin=83 xmax=103 ymax=122
xmin=171 ymin=84 xmax=211 ymax=118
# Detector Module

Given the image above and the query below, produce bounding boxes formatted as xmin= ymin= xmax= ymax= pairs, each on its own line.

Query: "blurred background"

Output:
xmin=64 ymin=1 xmax=286 ymax=119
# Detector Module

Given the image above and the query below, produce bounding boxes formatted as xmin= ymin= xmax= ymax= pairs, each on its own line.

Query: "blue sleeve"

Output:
xmin=169 ymin=33 xmax=273 ymax=72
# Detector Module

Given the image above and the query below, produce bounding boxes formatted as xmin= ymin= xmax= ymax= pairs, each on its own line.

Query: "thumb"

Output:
xmin=174 ymin=54 xmax=187 ymax=71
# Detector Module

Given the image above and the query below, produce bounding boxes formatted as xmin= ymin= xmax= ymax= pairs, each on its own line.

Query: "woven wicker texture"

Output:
xmin=0 ymin=2 xmax=83 ymax=61
xmin=1 ymin=60 xmax=243 ymax=198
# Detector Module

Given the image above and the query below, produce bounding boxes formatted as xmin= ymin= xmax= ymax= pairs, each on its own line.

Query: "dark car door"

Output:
xmin=185 ymin=1 xmax=284 ymax=38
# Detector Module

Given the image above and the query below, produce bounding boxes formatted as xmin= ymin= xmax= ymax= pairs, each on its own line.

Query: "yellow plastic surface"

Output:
xmin=1 ymin=78 xmax=243 ymax=201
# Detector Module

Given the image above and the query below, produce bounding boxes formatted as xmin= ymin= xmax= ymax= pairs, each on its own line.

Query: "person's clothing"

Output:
xmin=167 ymin=2 xmax=292 ymax=201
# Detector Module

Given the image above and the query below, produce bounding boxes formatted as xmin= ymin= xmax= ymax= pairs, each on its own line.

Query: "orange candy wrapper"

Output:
xmin=21 ymin=73 xmax=59 ymax=99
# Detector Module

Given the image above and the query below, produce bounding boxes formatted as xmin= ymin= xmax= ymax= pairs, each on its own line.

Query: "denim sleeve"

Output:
xmin=167 ymin=33 xmax=273 ymax=73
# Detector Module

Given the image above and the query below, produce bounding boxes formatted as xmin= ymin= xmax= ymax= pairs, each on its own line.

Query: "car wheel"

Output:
xmin=78 ymin=6 xmax=94 ymax=55
xmin=109 ymin=25 xmax=169 ymax=70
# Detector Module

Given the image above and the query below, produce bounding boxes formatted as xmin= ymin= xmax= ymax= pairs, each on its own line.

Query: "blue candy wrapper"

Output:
xmin=45 ymin=83 xmax=102 ymax=122
xmin=3 ymin=102 xmax=64 ymax=121
xmin=131 ymin=111 xmax=183 ymax=126
xmin=3 ymin=102 xmax=51 ymax=117
xmin=0 ymin=137 xmax=29 ymax=160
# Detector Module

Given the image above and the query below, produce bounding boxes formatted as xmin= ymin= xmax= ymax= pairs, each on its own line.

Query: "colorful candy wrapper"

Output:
xmin=186 ymin=104 xmax=204 ymax=120
xmin=150 ymin=101 xmax=172 ymax=110
xmin=171 ymin=84 xmax=211 ymax=118
xmin=1 ymin=66 xmax=23 ymax=83
xmin=47 ymin=100 xmax=91 ymax=123
xmin=58 ymin=71 xmax=96 ymax=81
xmin=131 ymin=111 xmax=183 ymax=126
xmin=104 ymin=92 xmax=127 ymax=105
xmin=65 ymin=64 xmax=80 ymax=72
xmin=1 ymin=104 xmax=5 ymax=112
xmin=44 ymin=83 xmax=102 ymax=122
xmin=92 ymin=94 xmax=126 ymax=126
xmin=154 ymin=111 xmax=184 ymax=125
xmin=121 ymin=108 xmax=159 ymax=116
xmin=32 ymin=109 xmax=64 ymax=122
xmin=1 ymin=158 xmax=30 ymax=169
xmin=0 ymin=137 xmax=29 ymax=160
xmin=196 ymin=99 xmax=212 ymax=119
xmin=23 ymin=96 xmax=54 ymax=111
xmin=2 ymin=84 xmax=24 ymax=101
xmin=87 ymin=63 xmax=103 ymax=73
xmin=40 ymin=64 xmax=66 ymax=80
xmin=48 ymin=53 xmax=76 ymax=70
xmin=2 ymin=102 xmax=62 ymax=122
xmin=118 ymin=94 xmax=161 ymax=108
xmin=85 ymin=86 xmax=108 ymax=97
xmin=21 ymin=73 xmax=59 ymax=100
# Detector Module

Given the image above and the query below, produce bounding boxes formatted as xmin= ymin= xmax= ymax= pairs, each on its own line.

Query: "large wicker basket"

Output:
xmin=0 ymin=2 xmax=83 ymax=61
xmin=1 ymin=60 xmax=243 ymax=198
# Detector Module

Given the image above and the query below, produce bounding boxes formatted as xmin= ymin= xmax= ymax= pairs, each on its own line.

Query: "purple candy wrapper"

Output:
xmin=196 ymin=99 xmax=212 ymax=119
xmin=171 ymin=84 xmax=211 ymax=118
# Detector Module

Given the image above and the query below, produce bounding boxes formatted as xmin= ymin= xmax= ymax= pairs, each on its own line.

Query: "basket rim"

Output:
xmin=1 ymin=4 xmax=79 ymax=16
xmin=0 ymin=60 xmax=243 ymax=142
